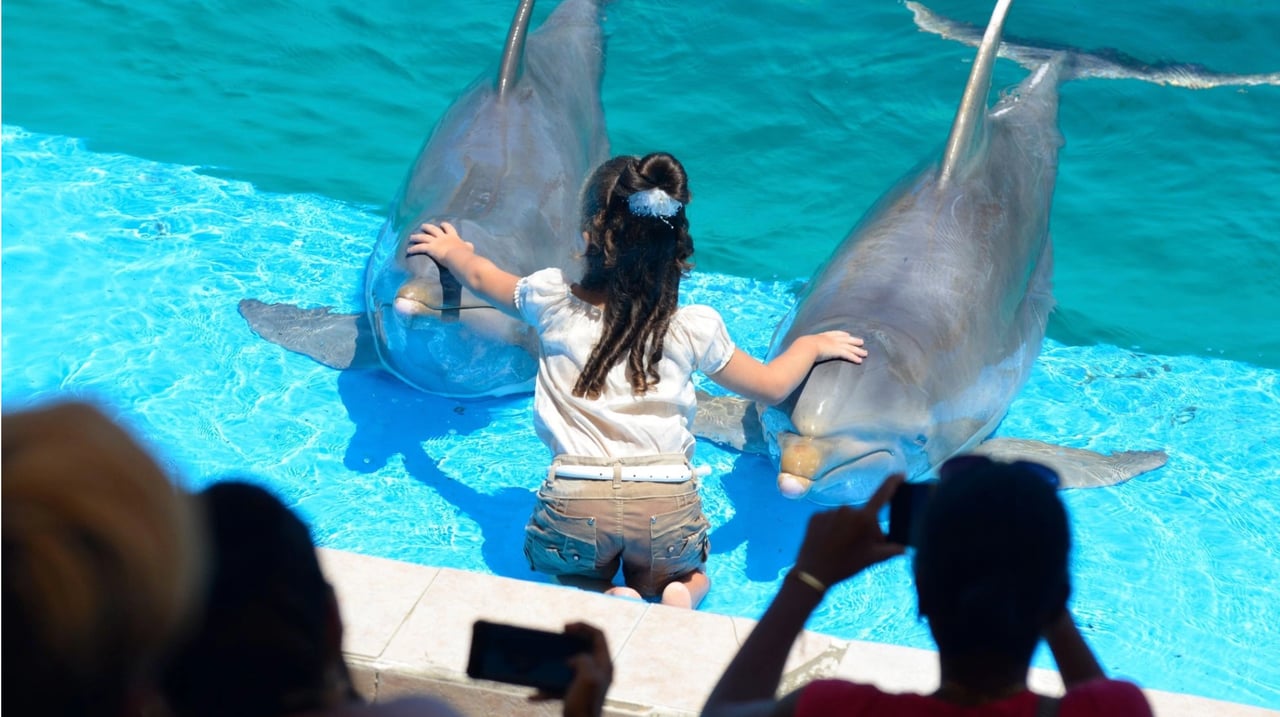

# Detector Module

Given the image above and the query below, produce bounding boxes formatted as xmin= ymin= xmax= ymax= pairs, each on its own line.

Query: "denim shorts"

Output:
xmin=523 ymin=473 xmax=709 ymax=598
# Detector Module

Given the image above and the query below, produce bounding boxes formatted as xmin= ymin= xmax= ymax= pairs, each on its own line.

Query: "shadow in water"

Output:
xmin=414 ymin=462 xmax=542 ymax=583
xmin=708 ymin=452 xmax=826 ymax=582
xmin=335 ymin=368 xmax=489 ymax=473
xmin=335 ymin=368 xmax=541 ymax=582
xmin=332 ymin=368 xmax=825 ymax=587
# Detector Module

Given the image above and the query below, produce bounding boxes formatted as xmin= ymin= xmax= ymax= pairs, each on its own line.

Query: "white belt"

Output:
xmin=553 ymin=464 xmax=710 ymax=483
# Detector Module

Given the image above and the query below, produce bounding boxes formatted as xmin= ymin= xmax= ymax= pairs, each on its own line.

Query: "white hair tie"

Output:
xmin=627 ymin=188 xmax=682 ymax=219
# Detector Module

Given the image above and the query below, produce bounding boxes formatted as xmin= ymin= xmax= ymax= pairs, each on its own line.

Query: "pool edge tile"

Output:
xmin=379 ymin=567 xmax=649 ymax=675
xmin=318 ymin=549 xmax=1279 ymax=716
xmin=318 ymin=547 xmax=439 ymax=660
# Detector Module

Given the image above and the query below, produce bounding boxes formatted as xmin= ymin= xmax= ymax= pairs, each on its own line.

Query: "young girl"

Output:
xmin=408 ymin=152 xmax=867 ymax=608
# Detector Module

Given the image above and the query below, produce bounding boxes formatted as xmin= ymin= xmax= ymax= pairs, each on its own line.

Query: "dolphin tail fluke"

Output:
xmin=970 ymin=437 xmax=1168 ymax=489
xmin=692 ymin=391 xmax=769 ymax=455
xmin=238 ymin=299 xmax=381 ymax=371
xmin=907 ymin=1 xmax=1280 ymax=89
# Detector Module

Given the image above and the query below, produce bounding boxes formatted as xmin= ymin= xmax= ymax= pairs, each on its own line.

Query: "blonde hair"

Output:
xmin=2 ymin=401 xmax=205 ymax=716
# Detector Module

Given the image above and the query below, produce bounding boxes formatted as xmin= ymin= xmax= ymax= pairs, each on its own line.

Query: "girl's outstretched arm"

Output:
xmin=406 ymin=222 xmax=520 ymax=318
xmin=708 ymin=332 xmax=867 ymax=405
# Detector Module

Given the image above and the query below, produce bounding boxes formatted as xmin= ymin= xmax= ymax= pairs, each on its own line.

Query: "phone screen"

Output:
xmin=888 ymin=480 xmax=937 ymax=547
xmin=466 ymin=620 xmax=592 ymax=696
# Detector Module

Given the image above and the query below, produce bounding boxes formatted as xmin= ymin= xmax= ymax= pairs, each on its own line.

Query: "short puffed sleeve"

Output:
xmin=672 ymin=304 xmax=736 ymax=374
xmin=514 ymin=268 xmax=571 ymax=326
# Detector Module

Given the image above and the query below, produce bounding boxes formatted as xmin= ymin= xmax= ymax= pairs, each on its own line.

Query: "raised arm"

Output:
xmin=406 ymin=222 xmax=520 ymax=319
xmin=702 ymin=475 xmax=906 ymax=717
xmin=1042 ymin=609 xmax=1106 ymax=688
xmin=708 ymin=332 xmax=867 ymax=405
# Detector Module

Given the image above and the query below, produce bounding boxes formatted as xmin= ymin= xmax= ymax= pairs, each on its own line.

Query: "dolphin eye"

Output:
xmin=470 ymin=190 xmax=493 ymax=211
xmin=914 ymin=434 xmax=928 ymax=447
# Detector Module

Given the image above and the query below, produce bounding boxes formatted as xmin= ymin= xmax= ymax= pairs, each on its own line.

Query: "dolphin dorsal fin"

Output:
xmin=938 ymin=0 xmax=1013 ymax=188
xmin=496 ymin=0 xmax=537 ymax=100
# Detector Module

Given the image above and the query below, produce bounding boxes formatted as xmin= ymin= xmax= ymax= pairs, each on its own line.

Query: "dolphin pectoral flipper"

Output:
xmin=692 ymin=390 xmax=769 ymax=455
xmin=238 ymin=299 xmax=381 ymax=371
xmin=970 ymin=437 xmax=1169 ymax=489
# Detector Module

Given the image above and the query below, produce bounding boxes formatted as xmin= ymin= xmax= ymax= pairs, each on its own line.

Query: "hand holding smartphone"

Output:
xmin=466 ymin=620 xmax=594 ymax=697
xmin=887 ymin=479 xmax=937 ymax=547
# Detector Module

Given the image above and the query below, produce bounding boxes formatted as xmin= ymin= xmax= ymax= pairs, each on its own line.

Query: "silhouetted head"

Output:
xmin=2 ymin=401 xmax=204 ymax=717
xmin=574 ymin=152 xmax=695 ymax=399
xmin=914 ymin=455 xmax=1070 ymax=665
xmin=164 ymin=481 xmax=352 ymax=717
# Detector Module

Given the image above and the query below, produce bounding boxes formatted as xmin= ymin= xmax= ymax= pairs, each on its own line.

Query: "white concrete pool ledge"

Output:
xmin=319 ymin=549 xmax=1275 ymax=717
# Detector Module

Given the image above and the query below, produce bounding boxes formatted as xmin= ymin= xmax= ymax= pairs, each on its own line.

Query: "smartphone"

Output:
xmin=466 ymin=620 xmax=592 ymax=696
xmin=887 ymin=480 xmax=937 ymax=547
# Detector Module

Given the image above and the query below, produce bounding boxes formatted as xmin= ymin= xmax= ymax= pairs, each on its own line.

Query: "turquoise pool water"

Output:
xmin=3 ymin=0 xmax=1279 ymax=709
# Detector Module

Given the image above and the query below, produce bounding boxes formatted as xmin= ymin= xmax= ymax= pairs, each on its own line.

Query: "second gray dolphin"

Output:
xmin=696 ymin=0 xmax=1276 ymax=505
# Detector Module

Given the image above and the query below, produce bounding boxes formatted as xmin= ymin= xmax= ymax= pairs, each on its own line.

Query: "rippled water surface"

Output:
xmin=3 ymin=0 xmax=1279 ymax=709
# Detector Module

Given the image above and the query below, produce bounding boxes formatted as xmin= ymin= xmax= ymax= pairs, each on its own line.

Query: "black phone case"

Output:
xmin=466 ymin=620 xmax=592 ymax=696
xmin=888 ymin=480 xmax=936 ymax=547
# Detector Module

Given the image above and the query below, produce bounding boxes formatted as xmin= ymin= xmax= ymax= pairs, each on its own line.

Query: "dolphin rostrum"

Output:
xmin=240 ymin=0 xmax=608 ymax=397
xmin=695 ymin=0 xmax=1277 ymax=505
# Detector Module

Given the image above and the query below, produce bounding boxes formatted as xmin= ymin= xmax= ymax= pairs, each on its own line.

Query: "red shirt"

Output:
xmin=795 ymin=678 xmax=1153 ymax=716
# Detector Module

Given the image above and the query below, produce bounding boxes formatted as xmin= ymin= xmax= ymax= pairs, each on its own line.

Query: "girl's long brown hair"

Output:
xmin=572 ymin=153 xmax=694 ymax=399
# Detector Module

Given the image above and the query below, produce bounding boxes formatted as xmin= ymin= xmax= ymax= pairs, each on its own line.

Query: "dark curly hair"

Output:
xmin=163 ymin=481 xmax=355 ymax=717
xmin=573 ymin=152 xmax=694 ymax=399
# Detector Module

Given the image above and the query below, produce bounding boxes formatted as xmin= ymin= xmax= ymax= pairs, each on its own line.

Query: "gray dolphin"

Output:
xmin=695 ymin=0 xmax=1277 ymax=505
xmin=240 ymin=0 xmax=608 ymax=397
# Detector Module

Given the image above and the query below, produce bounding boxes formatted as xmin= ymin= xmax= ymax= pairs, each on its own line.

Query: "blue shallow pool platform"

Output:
xmin=318 ymin=548 xmax=1276 ymax=716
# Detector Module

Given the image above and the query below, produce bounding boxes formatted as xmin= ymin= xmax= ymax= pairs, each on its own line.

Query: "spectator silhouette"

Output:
xmin=702 ymin=455 xmax=1155 ymax=716
xmin=162 ymin=480 xmax=464 ymax=717
xmin=164 ymin=481 xmax=612 ymax=717
xmin=2 ymin=400 xmax=205 ymax=717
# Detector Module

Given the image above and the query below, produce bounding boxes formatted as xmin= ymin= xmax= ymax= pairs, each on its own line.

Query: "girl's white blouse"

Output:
xmin=515 ymin=268 xmax=736 ymax=460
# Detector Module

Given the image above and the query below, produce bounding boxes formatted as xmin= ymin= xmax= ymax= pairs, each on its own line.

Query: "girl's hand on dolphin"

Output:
xmin=792 ymin=473 xmax=906 ymax=588
xmin=810 ymin=330 xmax=869 ymax=364
xmin=406 ymin=221 xmax=474 ymax=266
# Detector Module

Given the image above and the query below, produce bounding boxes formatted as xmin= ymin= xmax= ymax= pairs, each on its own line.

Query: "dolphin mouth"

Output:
xmin=776 ymin=437 xmax=822 ymax=498
xmin=779 ymin=449 xmax=898 ymax=489
xmin=808 ymin=449 xmax=904 ymax=505
xmin=826 ymin=449 xmax=900 ymax=480
xmin=393 ymin=278 xmax=442 ymax=319
xmin=392 ymin=277 xmax=496 ymax=321
xmin=372 ymin=299 xmax=537 ymax=398
xmin=776 ymin=431 xmax=904 ymax=504
xmin=777 ymin=472 xmax=814 ymax=499
xmin=393 ymin=295 xmax=431 ymax=317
